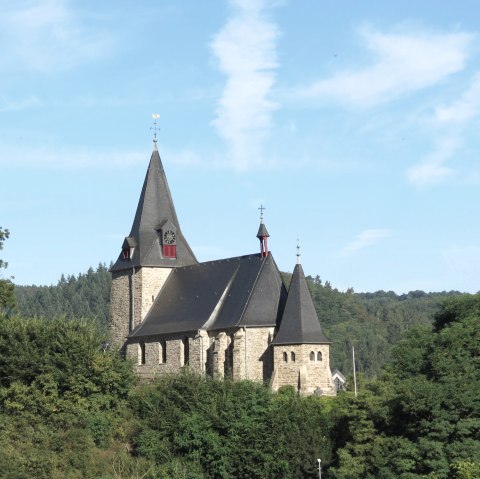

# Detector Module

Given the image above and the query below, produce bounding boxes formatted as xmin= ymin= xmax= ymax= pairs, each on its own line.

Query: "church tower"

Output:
xmin=109 ymin=141 xmax=197 ymax=353
xmin=270 ymin=249 xmax=335 ymax=395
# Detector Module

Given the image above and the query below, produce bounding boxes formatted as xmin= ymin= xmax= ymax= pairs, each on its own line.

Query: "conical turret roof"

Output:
xmin=111 ymin=145 xmax=197 ymax=272
xmin=256 ymin=221 xmax=270 ymax=238
xmin=272 ymin=263 xmax=331 ymax=345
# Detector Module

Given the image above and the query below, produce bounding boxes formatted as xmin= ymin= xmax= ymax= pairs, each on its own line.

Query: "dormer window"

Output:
xmin=121 ymin=237 xmax=136 ymax=261
xmin=156 ymin=220 xmax=177 ymax=259
xmin=122 ymin=247 xmax=134 ymax=259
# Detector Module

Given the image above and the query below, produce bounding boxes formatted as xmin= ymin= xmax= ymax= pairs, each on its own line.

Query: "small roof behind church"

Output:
xmin=129 ymin=253 xmax=287 ymax=338
xmin=111 ymin=146 xmax=197 ymax=272
xmin=272 ymin=263 xmax=331 ymax=345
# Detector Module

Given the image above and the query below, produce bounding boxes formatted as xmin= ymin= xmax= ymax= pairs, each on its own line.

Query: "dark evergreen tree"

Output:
xmin=15 ymin=263 xmax=112 ymax=324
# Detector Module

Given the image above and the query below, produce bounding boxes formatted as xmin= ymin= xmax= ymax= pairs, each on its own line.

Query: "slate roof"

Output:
xmin=256 ymin=222 xmax=270 ymax=238
xmin=271 ymin=263 xmax=331 ymax=345
xmin=111 ymin=145 xmax=197 ymax=272
xmin=129 ymin=253 xmax=287 ymax=338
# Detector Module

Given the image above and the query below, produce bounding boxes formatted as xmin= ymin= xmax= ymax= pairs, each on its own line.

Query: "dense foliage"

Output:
xmin=0 ymin=227 xmax=16 ymax=315
xmin=0 ymin=316 xmax=136 ymax=478
xmin=304 ymin=275 xmax=461 ymax=377
xmin=16 ymin=266 xmax=461 ymax=380
xmin=130 ymin=375 xmax=335 ymax=478
xmin=15 ymin=263 xmax=112 ymax=324
xmin=0 ymin=294 xmax=478 ymax=477
xmin=329 ymin=294 xmax=480 ymax=478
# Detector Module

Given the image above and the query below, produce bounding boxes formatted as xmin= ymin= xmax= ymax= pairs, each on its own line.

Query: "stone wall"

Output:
xmin=242 ymin=327 xmax=275 ymax=382
xmin=109 ymin=266 xmax=172 ymax=354
xmin=271 ymin=344 xmax=336 ymax=396
xmin=109 ymin=271 xmax=131 ymax=353
xmin=127 ymin=332 xmax=207 ymax=378
xmin=125 ymin=326 xmax=276 ymax=383
xmin=138 ymin=267 xmax=171 ymax=321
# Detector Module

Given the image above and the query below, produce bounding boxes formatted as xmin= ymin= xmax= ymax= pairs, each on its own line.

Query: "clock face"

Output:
xmin=163 ymin=230 xmax=176 ymax=245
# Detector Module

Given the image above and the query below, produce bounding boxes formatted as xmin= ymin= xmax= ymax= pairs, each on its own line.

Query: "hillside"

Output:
xmin=1 ymin=295 xmax=479 ymax=477
xmin=15 ymin=265 xmax=464 ymax=378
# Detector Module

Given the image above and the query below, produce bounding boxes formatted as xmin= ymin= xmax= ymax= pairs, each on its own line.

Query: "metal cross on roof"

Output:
xmin=151 ymin=113 xmax=160 ymax=141
xmin=258 ymin=204 xmax=266 ymax=221
xmin=296 ymin=238 xmax=301 ymax=264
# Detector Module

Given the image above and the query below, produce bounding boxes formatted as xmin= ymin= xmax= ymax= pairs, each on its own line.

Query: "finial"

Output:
xmin=296 ymin=238 xmax=301 ymax=264
xmin=258 ymin=204 xmax=266 ymax=223
xmin=151 ymin=113 xmax=160 ymax=146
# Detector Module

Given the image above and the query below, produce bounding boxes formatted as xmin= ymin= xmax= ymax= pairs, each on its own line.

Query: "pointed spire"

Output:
xmin=256 ymin=204 xmax=270 ymax=257
xmin=272 ymin=263 xmax=331 ymax=345
xmin=111 ymin=145 xmax=197 ymax=272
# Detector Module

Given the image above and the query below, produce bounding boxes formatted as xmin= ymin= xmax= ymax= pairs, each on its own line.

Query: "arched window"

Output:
xmin=291 ymin=351 xmax=296 ymax=362
xmin=310 ymin=351 xmax=315 ymax=362
xmin=283 ymin=351 xmax=288 ymax=362
xmin=182 ymin=337 xmax=189 ymax=366
xmin=138 ymin=342 xmax=146 ymax=365
xmin=159 ymin=340 xmax=166 ymax=364
xmin=317 ymin=351 xmax=323 ymax=362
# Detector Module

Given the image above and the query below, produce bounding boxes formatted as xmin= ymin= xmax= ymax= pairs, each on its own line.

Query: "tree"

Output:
xmin=0 ymin=227 xmax=16 ymax=315
xmin=330 ymin=294 xmax=480 ymax=478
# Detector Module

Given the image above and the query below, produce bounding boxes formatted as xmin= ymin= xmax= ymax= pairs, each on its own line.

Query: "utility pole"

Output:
xmin=352 ymin=345 xmax=357 ymax=398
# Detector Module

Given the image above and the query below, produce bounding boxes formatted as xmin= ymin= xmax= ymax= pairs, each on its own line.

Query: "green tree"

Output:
xmin=330 ymin=294 xmax=480 ymax=479
xmin=0 ymin=316 xmax=137 ymax=478
xmin=0 ymin=227 xmax=16 ymax=315
xmin=131 ymin=373 xmax=335 ymax=478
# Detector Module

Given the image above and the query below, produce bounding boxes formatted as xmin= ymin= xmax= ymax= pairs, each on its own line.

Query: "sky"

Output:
xmin=1 ymin=0 xmax=480 ymax=294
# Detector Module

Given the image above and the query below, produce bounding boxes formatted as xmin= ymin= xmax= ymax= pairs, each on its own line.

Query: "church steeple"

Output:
xmin=272 ymin=261 xmax=331 ymax=345
xmin=111 ymin=145 xmax=197 ymax=272
xmin=256 ymin=204 xmax=270 ymax=258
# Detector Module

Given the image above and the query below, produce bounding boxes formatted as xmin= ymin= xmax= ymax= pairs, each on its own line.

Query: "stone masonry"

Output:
xmin=271 ymin=344 xmax=335 ymax=395
xmin=110 ymin=266 xmax=171 ymax=354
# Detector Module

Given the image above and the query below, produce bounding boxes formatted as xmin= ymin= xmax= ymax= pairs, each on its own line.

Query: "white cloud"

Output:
xmin=434 ymin=72 xmax=480 ymax=124
xmin=0 ymin=96 xmax=43 ymax=112
xmin=0 ymin=0 xmax=113 ymax=73
xmin=0 ymin=144 xmax=145 ymax=170
xmin=407 ymin=137 xmax=458 ymax=187
xmin=211 ymin=0 xmax=279 ymax=170
xmin=0 ymin=142 xmax=208 ymax=171
xmin=296 ymin=27 xmax=474 ymax=107
xmin=164 ymin=148 xmax=203 ymax=167
xmin=339 ymin=229 xmax=392 ymax=256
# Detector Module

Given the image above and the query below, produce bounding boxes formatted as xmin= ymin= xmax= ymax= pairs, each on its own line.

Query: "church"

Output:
xmin=109 ymin=139 xmax=336 ymax=396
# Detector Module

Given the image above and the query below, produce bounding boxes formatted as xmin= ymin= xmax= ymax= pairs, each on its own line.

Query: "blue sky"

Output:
xmin=1 ymin=0 xmax=480 ymax=293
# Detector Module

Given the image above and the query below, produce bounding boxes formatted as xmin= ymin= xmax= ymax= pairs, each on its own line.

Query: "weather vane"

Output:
xmin=151 ymin=113 xmax=160 ymax=142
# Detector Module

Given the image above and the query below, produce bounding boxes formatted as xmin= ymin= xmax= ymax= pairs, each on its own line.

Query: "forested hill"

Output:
xmin=15 ymin=266 xmax=464 ymax=377
xmin=15 ymin=263 xmax=112 ymax=326
xmin=303 ymin=275 xmax=463 ymax=377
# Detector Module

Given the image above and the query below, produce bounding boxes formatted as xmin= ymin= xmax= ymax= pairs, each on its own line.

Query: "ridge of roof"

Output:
xmin=272 ymin=263 xmax=331 ymax=345
xmin=111 ymin=148 xmax=197 ymax=272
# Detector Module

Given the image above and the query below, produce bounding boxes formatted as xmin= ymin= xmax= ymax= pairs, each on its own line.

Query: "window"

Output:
xmin=122 ymin=237 xmax=136 ymax=260
xmin=291 ymin=351 xmax=296 ymax=362
xmin=159 ymin=340 xmax=166 ymax=364
xmin=310 ymin=351 xmax=315 ymax=362
xmin=317 ymin=351 xmax=323 ymax=362
xmin=283 ymin=351 xmax=288 ymax=362
xmin=138 ymin=342 xmax=146 ymax=365
xmin=182 ymin=337 xmax=189 ymax=366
